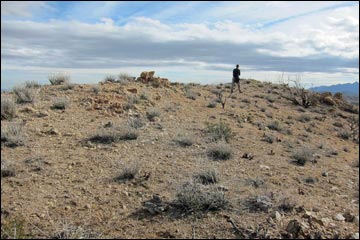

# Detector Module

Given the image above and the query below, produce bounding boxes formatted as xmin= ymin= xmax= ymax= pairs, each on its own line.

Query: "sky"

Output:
xmin=1 ymin=1 xmax=359 ymax=89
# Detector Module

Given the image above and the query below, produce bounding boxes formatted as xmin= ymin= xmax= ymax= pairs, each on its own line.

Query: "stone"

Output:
xmin=260 ymin=165 xmax=270 ymax=170
xmin=272 ymin=211 xmax=282 ymax=221
xmin=354 ymin=216 xmax=359 ymax=226
xmin=127 ymin=88 xmax=138 ymax=94
xmin=286 ymin=220 xmax=306 ymax=237
xmin=320 ymin=217 xmax=332 ymax=226
xmin=20 ymin=106 xmax=36 ymax=113
xmin=334 ymin=213 xmax=345 ymax=221
xmin=343 ymin=211 xmax=355 ymax=222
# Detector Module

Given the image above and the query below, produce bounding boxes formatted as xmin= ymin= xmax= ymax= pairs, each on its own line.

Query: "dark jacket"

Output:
xmin=233 ymin=68 xmax=241 ymax=80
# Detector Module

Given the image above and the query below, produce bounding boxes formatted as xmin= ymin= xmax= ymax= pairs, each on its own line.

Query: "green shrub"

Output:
xmin=206 ymin=121 xmax=233 ymax=142
xmin=207 ymin=142 xmax=232 ymax=160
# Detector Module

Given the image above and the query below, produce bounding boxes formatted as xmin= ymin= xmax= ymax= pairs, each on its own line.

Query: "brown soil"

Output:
xmin=1 ymin=79 xmax=359 ymax=239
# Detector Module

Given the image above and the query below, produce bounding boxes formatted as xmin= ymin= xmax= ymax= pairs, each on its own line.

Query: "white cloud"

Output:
xmin=1 ymin=1 xmax=51 ymax=17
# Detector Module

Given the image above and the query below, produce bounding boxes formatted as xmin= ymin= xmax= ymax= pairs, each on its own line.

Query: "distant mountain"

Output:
xmin=309 ymin=82 xmax=359 ymax=96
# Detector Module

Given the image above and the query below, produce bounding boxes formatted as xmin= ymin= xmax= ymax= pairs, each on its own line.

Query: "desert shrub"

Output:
xmin=88 ymin=124 xmax=138 ymax=144
xmin=174 ymin=181 xmax=229 ymax=213
xmin=267 ymin=121 xmax=282 ymax=131
xmin=118 ymin=73 xmax=134 ymax=83
xmin=1 ymin=122 xmax=25 ymax=147
xmin=338 ymin=130 xmax=351 ymax=140
xmin=115 ymin=162 xmax=140 ymax=182
xmin=263 ymin=134 xmax=275 ymax=144
xmin=281 ymin=77 xmax=318 ymax=108
xmin=174 ymin=133 xmax=194 ymax=147
xmin=246 ymin=195 xmax=272 ymax=212
xmin=104 ymin=75 xmax=117 ymax=82
xmin=1 ymin=216 xmax=30 ymax=239
xmin=297 ymin=114 xmax=311 ymax=122
xmin=123 ymin=95 xmax=139 ymax=110
xmin=241 ymin=98 xmax=251 ymax=104
xmin=207 ymin=142 xmax=232 ymax=160
xmin=51 ymin=97 xmax=69 ymax=110
xmin=52 ymin=220 xmax=98 ymax=239
xmin=127 ymin=117 xmax=144 ymax=129
xmin=333 ymin=122 xmax=343 ymax=128
xmin=207 ymin=102 xmax=217 ymax=108
xmin=61 ymin=82 xmax=75 ymax=91
xmin=278 ymin=196 xmax=297 ymax=213
xmin=206 ymin=121 xmax=233 ymax=142
xmin=265 ymin=95 xmax=275 ymax=103
xmin=25 ymin=80 xmax=41 ymax=88
xmin=146 ymin=107 xmax=161 ymax=121
xmin=13 ymin=86 xmax=37 ymax=103
xmin=49 ymin=73 xmax=70 ymax=85
xmin=1 ymin=96 xmax=16 ymax=120
xmin=292 ymin=147 xmax=314 ymax=166
xmin=91 ymin=85 xmax=100 ymax=94
xmin=193 ymin=169 xmax=219 ymax=185
xmin=185 ymin=88 xmax=197 ymax=100
xmin=139 ymin=91 xmax=149 ymax=100
xmin=1 ymin=160 xmax=16 ymax=178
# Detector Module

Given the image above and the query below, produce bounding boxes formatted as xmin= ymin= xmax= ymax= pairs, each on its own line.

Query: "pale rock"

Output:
xmin=334 ymin=213 xmax=345 ymax=221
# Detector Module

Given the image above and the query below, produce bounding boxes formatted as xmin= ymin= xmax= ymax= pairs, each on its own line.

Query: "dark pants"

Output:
xmin=231 ymin=77 xmax=241 ymax=94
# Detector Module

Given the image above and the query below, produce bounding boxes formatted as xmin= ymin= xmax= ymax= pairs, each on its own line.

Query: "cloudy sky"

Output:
xmin=1 ymin=1 xmax=359 ymax=89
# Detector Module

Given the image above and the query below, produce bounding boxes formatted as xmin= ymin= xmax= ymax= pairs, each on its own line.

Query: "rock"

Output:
xmin=37 ymin=111 xmax=49 ymax=117
xmin=347 ymin=233 xmax=359 ymax=239
xmin=85 ymin=204 xmax=91 ymax=209
xmin=272 ymin=211 xmax=282 ymax=221
xmin=322 ymin=171 xmax=328 ymax=177
xmin=343 ymin=211 xmax=355 ymax=222
xmin=260 ymin=165 xmax=270 ymax=170
xmin=20 ymin=106 xmax=36 ymax=113
xmin=354 ymin=216 xmax=359 ymax=226
xmin=334 ymin=213 xmax=345 ymax=221
xmin=286 ymin=220 xmax=308 ymax=237
xmin=254 ymin=195 xmax=272 ymax=212
xmin=320 ymin=217 xmax=332 ymax=226
xmin=127 ymin=88 xmax=138 ymax=94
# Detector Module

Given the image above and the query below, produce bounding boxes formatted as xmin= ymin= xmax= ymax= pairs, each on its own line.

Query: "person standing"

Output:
xmin=230 ymin=64 xmax=242 ymax=95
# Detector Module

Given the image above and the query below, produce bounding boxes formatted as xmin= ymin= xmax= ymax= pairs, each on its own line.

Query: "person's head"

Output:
xmin=236 ymin=64 xmax=239 ymax=68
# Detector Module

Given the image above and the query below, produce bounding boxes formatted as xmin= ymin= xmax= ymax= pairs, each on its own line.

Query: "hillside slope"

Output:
xmin=1 ymin=79 xmax=359 ymax=239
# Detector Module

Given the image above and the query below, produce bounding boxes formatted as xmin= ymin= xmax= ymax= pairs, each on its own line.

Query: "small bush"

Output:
xmin=13 ymin=86 xmax=37 ymax=103
xmin=115 ymin=162 xmax=140 ymax=182
xmin=139 ymin=91 xmax=149 ymax=100
xmin=127 ymin=118 xmax=144 ymax=129
xmin=51 ymin=97 xmax=69 ymax=110
xmin=267 ymin=121 xmax=282 ymax=131
xmin=123 ymin=95 xmax=139 ymax=110
xmin=88 ymin=125 xmax=138 ymax=144
xmin=297 ymin=114 xmax=311 ymax=122
xmin=104 ymin=75 xmax=117 ymax=82
xmin=1 ymin=160 xmax=16 ymax=178
xmin=241 ymin=98 xmax=251 ymax=104
xmin=263 ymin=134 xmax=275 ymax=144
xmin=338 ymin=130 xmax=351 ymax=140
xmin=185 ymin=89 xmax=197 ymax=100
xmin=333 ymin=122 xmax=343 ymax=128
xmin=194 ymin=169 xmax=219 ymax=185
xmin=207 ymin=102 xmax=217 ymax=108
xmin=118 ymin=73 xmax=134 ymax=83
xmin=146 ymin=108 xmax=161 ymax=121
xmin=207 ymin=142 xmax=232 ymax=160
xmin=174 ymin=181 xmax=229 ymax=213
xmin=278 ymin=196 xmax=297 ymax=213
xmin=1 ymin=96 xmax=16 ymax=120
xmin=49 ymin=73 xmax=70 ymax=85
xmin=174 ymin=134 xmax=194 ymax=147
xmin=25 ymin=80 xmax=41 ymax=88
xmin=292 ymin=147 xmax=314 ymax=166
xmin=1 ymin=122 xmax=25 ymax=147
xmin=61 ymin=82 xmax=75 ymax=91
xmin=52 ymin=220 xmax=97 ymax=239
xmin=206 ymin=121 xmax=233 ymax=142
